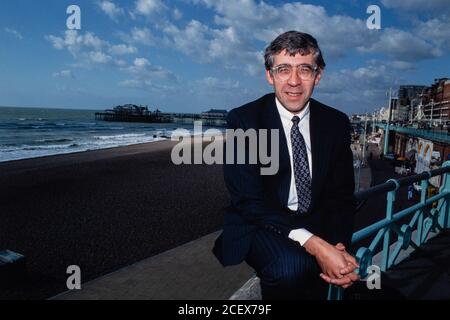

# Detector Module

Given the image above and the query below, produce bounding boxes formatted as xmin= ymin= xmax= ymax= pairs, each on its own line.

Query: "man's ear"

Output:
xmin=314 ymin=70 xmax=323 ymax=86
xmin=265 ymin=69 xmax=274 ymax=86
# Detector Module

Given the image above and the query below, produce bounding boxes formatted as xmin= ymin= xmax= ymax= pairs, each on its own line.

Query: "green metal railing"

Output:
xmin=328 ymin=161 xmax=450 ymax=300
xmin=374 ymin=122 xmax=450 ymax=144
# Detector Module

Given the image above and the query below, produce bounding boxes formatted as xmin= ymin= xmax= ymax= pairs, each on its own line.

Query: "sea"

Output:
xmin=0 ymin=106 xmax=207 ymax=163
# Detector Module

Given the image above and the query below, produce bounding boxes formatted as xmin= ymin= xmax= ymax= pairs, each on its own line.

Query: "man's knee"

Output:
xmin=259 ymin=254 xmax=326 ymax=300
xmin=260 ymin=251 xmax=316 ymax=285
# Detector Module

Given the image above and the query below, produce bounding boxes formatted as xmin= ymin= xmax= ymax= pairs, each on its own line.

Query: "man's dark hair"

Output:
xmin=264 ymin=31 xmax=326 ymax=70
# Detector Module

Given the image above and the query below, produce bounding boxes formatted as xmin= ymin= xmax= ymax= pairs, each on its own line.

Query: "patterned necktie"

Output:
xmin=291 ymin=116 xmax=312 ymax=213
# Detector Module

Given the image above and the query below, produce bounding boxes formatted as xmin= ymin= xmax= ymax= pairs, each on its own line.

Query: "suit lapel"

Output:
xmin=260 ymin=94 xmax=291 ymax=205
xmin=309 ymin=99 xmax=327 ymax=210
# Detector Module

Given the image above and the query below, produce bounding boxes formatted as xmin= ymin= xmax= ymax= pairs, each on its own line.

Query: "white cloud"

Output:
xmin=162 ymin=20 xmax=263 ymax=75
xmin=381 ymin=0 xmax=450 ymax=11
xmin=195 ymin=77 xmax=240 ymax=90
xmin=45 ymin=29 xmax=181 ymax=95
xmin=88 ymin=51 xmax=113 ymax=64
xmin=52 ymin=70 xmax=74 ymax=78
xmin=114 ymin=59 xmax=128 ymax=67
xmin=163 ymin=21 xmax=210 ymax=59
xmin=319 ymin=65 xmax=393 ymax=94
xmin=315 ymin=63 xmax=404 ymax=113
xmin=125 ymin=58 xmax=176 ymax=80
xmin=133 ymin=57 xmax=150 ymax=68
xmin=415 ymin=17 xmax=450 ymax=49
xmin=83 ymin=32 xmax=108 ymax=50
xmin=98 ymin=0 xmax=124 ymax=20
xmin=182 ymin=75 xmax=257 ymax=111
xmin=119 ymin=57 xmax=178 ymax=91
xmin=46 ymin=30 xmax=108 ymax=57
xmin=387 ymin=60 xmax=416 ymax=71
xmin=119 ymin=79 xmax=147 ymax=88
xmin=173 ymin=8 xmax=183 ymax=20
xmin=109 ymin=44 xmax=138 ymax=55
xmin=46 ymin=30 xmax=133 ymax=68
xmin=360 ymin=28 xmax=442 ymax=61
xmin=117 ymin=27 xmax=161 ymax=47
xmin=118 ymin=78 xmax=174 ymax=91
xmin=4 ymin=28 xmax=23 ymax=40
xmin=135 ymin=0 xmax=166 ymax=16
xmin=119 ymin=79 xmax=175 ymax=92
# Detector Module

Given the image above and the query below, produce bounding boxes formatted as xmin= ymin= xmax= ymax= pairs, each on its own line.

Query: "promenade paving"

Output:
xmin=52 ymin=232 xmax=253 ymax=300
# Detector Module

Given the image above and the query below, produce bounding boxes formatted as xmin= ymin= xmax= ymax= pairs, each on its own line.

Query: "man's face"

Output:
xmin=266 ymin=50 xmax=322 ymax=114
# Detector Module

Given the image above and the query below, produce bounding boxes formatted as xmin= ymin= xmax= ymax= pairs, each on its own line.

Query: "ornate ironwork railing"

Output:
xmin=328 ymin=161 xmax=450 ymax=299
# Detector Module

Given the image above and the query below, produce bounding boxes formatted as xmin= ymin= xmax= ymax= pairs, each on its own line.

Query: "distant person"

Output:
xmin=407 ymin=185 xmax=414 ymax=201
xmin=213 ymin=31 xmax=358 ymax=299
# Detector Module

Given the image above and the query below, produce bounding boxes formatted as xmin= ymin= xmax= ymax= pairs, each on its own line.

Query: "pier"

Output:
xmin=95 ymin=104 xmax=227 ymax=127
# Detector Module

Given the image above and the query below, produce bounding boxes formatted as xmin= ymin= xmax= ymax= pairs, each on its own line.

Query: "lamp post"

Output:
xmin=372 ymin=111 xmax=376 ymax=135
xmin=430 ymin=98 xmax=434 ymax=128
xmin=362 ymin=112 xmax=368 ymax=166
xmin=384 ymin=87 xmax=393 ymax=156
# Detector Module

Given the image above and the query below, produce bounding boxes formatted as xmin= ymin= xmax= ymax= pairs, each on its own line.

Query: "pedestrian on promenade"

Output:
xmin=407 ymin=185 xmax=414 ymax=201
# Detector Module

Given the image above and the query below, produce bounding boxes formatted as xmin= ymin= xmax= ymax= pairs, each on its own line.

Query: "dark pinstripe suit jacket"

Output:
xmin=213 ymin=93 xmax=356 ymax=266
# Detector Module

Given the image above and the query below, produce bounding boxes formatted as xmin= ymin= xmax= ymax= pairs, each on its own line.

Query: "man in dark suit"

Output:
xmin=213 ymin=31 xmax=359 ymax=299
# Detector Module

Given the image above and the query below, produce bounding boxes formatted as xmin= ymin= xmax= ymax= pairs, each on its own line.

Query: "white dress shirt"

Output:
xmin=275 ymin=97 xmax=314 ymax=246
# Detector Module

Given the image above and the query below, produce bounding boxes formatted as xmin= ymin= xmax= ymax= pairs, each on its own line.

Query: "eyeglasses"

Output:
xmin=270 ymin=64 xmax=319 ymax=81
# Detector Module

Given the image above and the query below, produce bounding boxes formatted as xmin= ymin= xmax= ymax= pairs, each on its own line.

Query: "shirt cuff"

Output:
xmin=288 ymin=228 xmax=314 ymax=246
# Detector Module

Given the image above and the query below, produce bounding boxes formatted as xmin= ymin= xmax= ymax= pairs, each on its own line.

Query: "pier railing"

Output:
xmin=328 ymin=161 xmax=450 ymax=299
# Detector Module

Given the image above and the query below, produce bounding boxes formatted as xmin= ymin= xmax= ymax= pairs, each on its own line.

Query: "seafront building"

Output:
xmin=351 ymin=78 xmax=450 ymax=189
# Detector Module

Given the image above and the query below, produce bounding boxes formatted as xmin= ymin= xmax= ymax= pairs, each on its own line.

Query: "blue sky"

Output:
xmin=0 ymin=0 xmax=449 ymax=115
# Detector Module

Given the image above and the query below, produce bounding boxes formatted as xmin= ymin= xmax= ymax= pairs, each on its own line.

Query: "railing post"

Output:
xmin=417 ymin=179 xmax=429 ymax=245
xmin=439 ymin=161 xmax=450 ymax=229
xmin=382 ymin=179 xmax=398 ymax=271
xmin=383 ymin=124 xmax=390 ymax=155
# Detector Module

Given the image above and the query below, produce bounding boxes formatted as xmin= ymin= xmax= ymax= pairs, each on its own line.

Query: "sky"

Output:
xmin=0 ymin=0 xmax=449 ymax=115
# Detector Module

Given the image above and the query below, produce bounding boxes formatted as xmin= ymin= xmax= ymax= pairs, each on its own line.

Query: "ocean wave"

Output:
xmin=22 ymin=143 xmax=75 ymax=151
xmin=93 ymin=133 xmax=148 ymax=140
xmin=35 ymin=138 xmax=73 ymax=144
xmin=0 ymin=136 xmax=168 ymax=163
